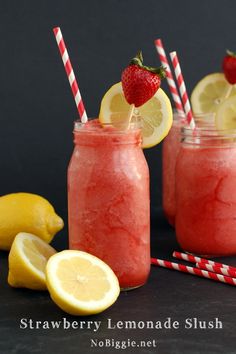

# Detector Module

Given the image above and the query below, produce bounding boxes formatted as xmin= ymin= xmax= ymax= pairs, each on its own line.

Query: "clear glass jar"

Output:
xmin=175 ymin=125 xmax=236 ymax=256
xmin=68 ymin=119 xmax=150 ymax=289
xmin=162 ymin=111 xmax=186 ymax=226
xmin=162 ymin=112 xmax=214 ymax=227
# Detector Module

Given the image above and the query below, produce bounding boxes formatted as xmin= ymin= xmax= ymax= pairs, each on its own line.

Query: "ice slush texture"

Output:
xmin=176 ymin=145 xmax=236 ymax=256
xmin=68 ymin=120 xmax=150 ymax=289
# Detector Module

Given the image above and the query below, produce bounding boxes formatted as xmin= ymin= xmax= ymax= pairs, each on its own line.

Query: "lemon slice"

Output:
xmin=215 ymin=95 xmax=236 ymax=130
xmin=8 ymin=232 xmax=57 ymax=290
xmin=99 ymin=82 xmax=172 ymax=148
xmin=46 ymin=250 xmax=120 ymax=316
xmin=191 ymin=73 xmax=236 ymax=114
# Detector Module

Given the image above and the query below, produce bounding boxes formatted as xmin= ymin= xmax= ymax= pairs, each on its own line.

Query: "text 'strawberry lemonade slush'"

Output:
xmin=68 ymin=51 xmax=172 ymax=289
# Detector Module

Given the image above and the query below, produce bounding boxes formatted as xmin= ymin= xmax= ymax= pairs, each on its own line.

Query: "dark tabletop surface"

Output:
xmin=1 ymin=210 xmax=236 ymax=354
xmin=1 ymin=1 xmax=236 ymax=353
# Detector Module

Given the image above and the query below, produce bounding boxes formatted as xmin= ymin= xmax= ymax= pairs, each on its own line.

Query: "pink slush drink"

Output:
xmin=162 ymin=113 xmax=214 ymax=227
xmin=175 ymin=128 xmax=236 ymax=256
xmin=68 ymin=120 xmax=150 ymax=289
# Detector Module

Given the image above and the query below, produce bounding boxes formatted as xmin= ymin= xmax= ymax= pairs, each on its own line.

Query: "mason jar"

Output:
xmin=162 ymin=112 xmax=214 ymax=227
xmin=175 ymin=125 xmax=236 ymax=256
xmin=68 ymin=118 xmax=150 ymax=289
xmin=162 ymin=111 xmax=186 ymax=226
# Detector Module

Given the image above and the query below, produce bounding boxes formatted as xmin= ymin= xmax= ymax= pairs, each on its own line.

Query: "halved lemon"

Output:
xmin=191 ymin=73 xmax=236 ymax=114
xmin=215 ymin=95 xmax=236 ymax=130
xmin=46 ymin=250 xmax=120 ymax=316
xmin=8 ymin=232 xmax=57 ymax=290
xmin=99 ymin=82 xmax=173 ymax=148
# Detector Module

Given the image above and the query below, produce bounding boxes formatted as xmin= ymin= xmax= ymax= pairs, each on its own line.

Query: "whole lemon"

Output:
xmin=0 ymin=193 xmax=64 ymax=250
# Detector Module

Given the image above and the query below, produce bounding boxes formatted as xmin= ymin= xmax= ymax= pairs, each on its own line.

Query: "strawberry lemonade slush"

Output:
xmin=67 ymin=51 xmax=172 ymax=289
xmin=68 ymin=120 xmax=150 ymax=289
xmin=175 ymin=127 xmax=236 ymax=256
xmin=162 ymin=113 xmax=214 ymax=227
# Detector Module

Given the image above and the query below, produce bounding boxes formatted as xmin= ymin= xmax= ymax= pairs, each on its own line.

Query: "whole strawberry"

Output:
xmin=121 ymin=51 xmax=166 ymax=107
xmin=222 ymin=50 xmax=236 ymax=84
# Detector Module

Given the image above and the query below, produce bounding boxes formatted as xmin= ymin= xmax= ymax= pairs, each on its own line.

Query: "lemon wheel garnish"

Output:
xmin=46 ymin=250 xmax=120 ymax=316
xmin=99 ymin=82 xmax=173 ymax=148
xmin=191 ymin=73 xmax=236 ymax=114
xmin=8 ymin=232 xmax=57 ymax=290
xmin=215 ymin=95 xmax=236 ymax=130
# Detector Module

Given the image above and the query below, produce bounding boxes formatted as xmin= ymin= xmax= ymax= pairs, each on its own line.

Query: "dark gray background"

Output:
xmin=1 ymin=0 xmax=234 ymax=220
xmin=1 ymin=1 xmax=236 ymax=354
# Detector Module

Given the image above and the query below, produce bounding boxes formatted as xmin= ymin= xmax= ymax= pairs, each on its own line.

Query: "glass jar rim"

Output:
xmin=73 ymin=116 xmax=143 ymax=133
xmin=173 ymin=110 xmax=215 ymax=121
xmin=181 ymin=125 xmax=236 ymax=137
xmin=181 ymin=125 xmax=236 ymax=148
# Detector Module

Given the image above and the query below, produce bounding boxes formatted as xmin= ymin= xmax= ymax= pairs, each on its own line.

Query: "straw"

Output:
xmin=169 ymin=51 xmax=195 ymax=129
xmin=198 ymin=260 xmax=236 ymax=271
xmin=53 ymin=27 xmax=88 ymax=123
xmin=155 ymin=39 xmax=184 ymax=115
xmin=173 ymin=251 xmax=236 ymax=271
xmin=196 ymin=262 xmax=236 ymax=278
xmin=151 ymin=258 xmax=236 ymax=286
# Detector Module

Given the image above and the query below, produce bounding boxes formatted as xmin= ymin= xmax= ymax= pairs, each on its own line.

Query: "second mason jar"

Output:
xmin=162 ymin=111 xmax=186 ymax=226
xmin=162 ymin=112 xmax=215 ymax=227
xmin=68 ymin=119 xmax=150 ymax=290
xmin=175 ymin=125 xmax=236 ymax=256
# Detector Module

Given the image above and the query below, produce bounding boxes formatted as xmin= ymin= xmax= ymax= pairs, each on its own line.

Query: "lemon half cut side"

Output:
xmin=8 ymin=232 xmax=57 ymax=290
xmin=46 ymin=250 xmax=120 ymax=316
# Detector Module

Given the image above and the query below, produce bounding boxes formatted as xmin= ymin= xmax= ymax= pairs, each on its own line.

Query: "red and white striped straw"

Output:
xmin=196 ymin=262 xmax=236 ymax=278
xmin=173 ymin=251 xmax=236 ymax=271
xmin=198 ymin=260 xmax=236 ymax=271
xmin=155 ymin=39 xmax=184 ymax=115
xmin=151 ymin=258 xmax=236 ymax=286
xmin=53 ymin=27 xmax=88 ymax=123
xmin=169 ymin=51 xmax=195 ymax=129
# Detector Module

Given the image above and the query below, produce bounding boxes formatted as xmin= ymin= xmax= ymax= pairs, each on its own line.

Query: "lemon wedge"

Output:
xmin=8 ymin=232 xmax=57 ymax=290
xmin=99 ymin=82 xmax=172 ymax=148
xmin=215 ymin=95 xmax=236 ymax=130
xmin=46 ymin=250 xmax=120 ymax=316
xmin=191 ymin=73 xmax=236 ymax=114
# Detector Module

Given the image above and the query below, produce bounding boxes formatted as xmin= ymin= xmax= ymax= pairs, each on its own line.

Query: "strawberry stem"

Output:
xmin=144 ymin=65 xmax=166 ymax=79
xmin=226 ymin=49 xmax=236 ymax=58
xmin=130 ymin=51 xmax=143 ymax=66
xmin=130 ymin=51 xmax=166 ymax=79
